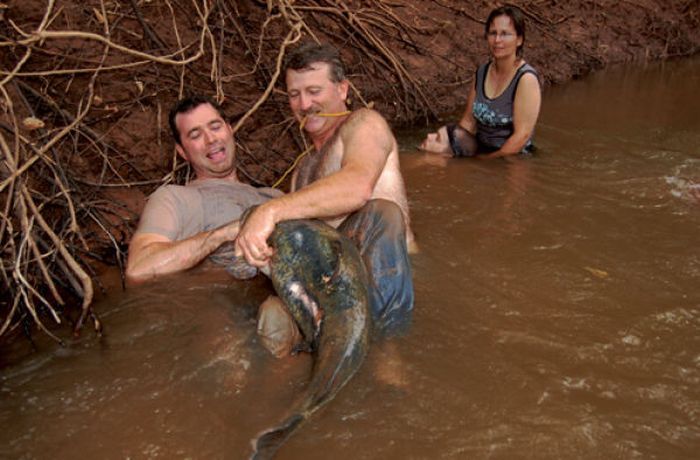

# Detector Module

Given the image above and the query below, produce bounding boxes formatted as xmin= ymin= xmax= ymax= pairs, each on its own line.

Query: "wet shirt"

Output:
xmin=473 ymin=62 xmax=538 ymax=151
xmin=135 ymin=178 xmax=282 ymax=241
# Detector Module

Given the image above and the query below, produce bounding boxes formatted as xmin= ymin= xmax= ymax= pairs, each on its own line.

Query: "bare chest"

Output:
xmin=295 ymin=141 xmax=343 ymax=190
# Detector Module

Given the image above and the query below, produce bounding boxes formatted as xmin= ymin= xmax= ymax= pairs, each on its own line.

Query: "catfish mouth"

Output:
xmin=288 ymin=281 xmax=323 ymax=329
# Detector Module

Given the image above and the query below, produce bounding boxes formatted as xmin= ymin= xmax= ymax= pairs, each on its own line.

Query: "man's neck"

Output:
xmin=310 ymin=113 xmax=349 ymax=151
xmin=192 ymin=171 xmax=240 ymax=183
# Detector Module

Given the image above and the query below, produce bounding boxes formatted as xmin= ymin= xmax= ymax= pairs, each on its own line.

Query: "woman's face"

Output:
xmin=487 ymin=15 xmax=523 ymax=60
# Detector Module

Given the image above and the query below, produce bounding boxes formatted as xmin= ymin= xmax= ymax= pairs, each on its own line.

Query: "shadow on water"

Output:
xmin=2 ymin=57 xmax=700 ymax=459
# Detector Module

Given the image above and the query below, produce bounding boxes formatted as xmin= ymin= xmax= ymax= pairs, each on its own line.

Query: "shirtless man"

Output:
xmin=235 ymin=42 xmax=416 ymax=336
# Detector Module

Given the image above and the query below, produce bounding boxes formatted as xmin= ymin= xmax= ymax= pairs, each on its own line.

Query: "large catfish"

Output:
xmin=249 ymin=219 xmax=371 ymax=459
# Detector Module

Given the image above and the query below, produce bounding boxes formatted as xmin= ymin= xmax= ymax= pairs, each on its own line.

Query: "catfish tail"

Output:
xmin=249 ymin=413 xmax=305 ymax=460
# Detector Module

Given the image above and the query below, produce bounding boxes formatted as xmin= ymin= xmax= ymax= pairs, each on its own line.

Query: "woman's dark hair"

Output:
xmin=168 ymin=95 xmax=226 ymax=145
xmin=284 ymin=41 xmax=346 ymax=83
xmin=484 ymin=6 xmax=526 ymax=57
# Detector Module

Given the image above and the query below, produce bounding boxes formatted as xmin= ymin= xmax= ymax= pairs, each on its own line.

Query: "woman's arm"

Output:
xmin=457 ymin=83 xmax=478 ymax=134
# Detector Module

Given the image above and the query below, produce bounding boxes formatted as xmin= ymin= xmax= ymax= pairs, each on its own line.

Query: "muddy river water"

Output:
xmin=2 ymin=57 xmax=699 ymax=459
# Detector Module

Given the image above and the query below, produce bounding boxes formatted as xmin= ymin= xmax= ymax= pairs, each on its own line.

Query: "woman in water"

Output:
xmin=420 ymin=6 xmax=541 ymax=158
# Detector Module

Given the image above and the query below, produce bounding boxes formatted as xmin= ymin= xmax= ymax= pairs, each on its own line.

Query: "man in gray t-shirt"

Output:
xmin=135 ymin=179 xmax=280 ymax=246
xmin=126 ymin=95 xmax=299 ymax=357
xmin=126 ymin=96 xmax=269 ymax=282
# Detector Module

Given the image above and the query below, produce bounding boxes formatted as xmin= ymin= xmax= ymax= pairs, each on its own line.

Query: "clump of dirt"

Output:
xmin=1 ymin=0 xmax=699 ymax=340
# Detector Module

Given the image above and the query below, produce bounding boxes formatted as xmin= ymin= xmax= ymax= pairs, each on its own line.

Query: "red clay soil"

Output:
xmin=405 ymin=0 xmax=700 ymax=108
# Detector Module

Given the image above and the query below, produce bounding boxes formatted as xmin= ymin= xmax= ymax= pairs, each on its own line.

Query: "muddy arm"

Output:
xmin=125 ymin=221 xmax=239 ymax=284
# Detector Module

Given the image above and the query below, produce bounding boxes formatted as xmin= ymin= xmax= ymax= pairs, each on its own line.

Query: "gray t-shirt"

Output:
xmin=135 ymin=178 xmax=282 ymax=241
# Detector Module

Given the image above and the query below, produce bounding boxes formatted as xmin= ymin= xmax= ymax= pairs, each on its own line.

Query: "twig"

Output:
xmin=231 ymin=21 xmax=303 ymax=133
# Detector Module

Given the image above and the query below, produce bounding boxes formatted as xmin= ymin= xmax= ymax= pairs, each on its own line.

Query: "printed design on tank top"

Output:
xmin=473 ymin=101 xmax=512 ymax=128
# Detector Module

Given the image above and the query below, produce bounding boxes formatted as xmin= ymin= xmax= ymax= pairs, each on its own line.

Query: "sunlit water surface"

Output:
xmin=2 ymin=58 xmax=699 ymax=459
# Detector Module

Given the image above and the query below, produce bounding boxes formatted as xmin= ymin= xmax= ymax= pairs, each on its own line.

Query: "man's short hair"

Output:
xmin=168 ymin=95 xmax=226 ymax=145
xmin=283 ymin=42 xmax=346 ymax=83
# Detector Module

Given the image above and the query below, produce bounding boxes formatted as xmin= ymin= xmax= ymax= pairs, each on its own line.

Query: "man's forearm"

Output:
xmin=126 ymin=222 xmax=239 ymax=283
xmin=271 ymin=168 xmax=374 ymax=222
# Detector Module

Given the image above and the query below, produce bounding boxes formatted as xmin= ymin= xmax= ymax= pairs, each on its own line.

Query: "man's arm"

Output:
xmin=235 ymin=108 xmax=392 ymax=266
xmin=126 ymin=220 xmax=240 ymax=284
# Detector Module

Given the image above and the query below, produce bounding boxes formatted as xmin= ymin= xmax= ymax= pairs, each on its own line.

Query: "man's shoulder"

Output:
xmin=341 ymin=107 xmax=391 ymax=138
xmin=189 ymin=178 xmax=283 ymax=198
xmin=347 ymin=107 xmax=386 ymax=124
xmin=148 ymin=178 xmax=283 ymax=206
xmin=146 ymin=180 xmax=231 ymax=204
xmin=334 ymin=107 xmax=396 ymax=164
xmin=155 ymin=178 xmax=244 ymax=194
xmin=147 ymin=183 xmax=187 ymax=200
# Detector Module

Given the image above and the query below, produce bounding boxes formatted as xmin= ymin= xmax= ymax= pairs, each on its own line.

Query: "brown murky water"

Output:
xmin=2 ymin=58 xmax=699 ymax=459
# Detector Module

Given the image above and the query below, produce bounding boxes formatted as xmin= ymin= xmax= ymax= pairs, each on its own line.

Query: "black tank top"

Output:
xmin=472 ymin=62 xmax=538 ymax=150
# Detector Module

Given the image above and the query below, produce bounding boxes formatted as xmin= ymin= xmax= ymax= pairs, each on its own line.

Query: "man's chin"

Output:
xmin=300 ymin=114 xmax=324 ymax=132
xmin=207 ymin=164 xmax=236 ymax=178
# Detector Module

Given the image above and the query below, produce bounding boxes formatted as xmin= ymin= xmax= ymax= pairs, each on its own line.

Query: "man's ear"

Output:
xmin=175 ymin=144 xmax=189 ymax=161
xmin=338 ymin=79 xmax=350 ymax=102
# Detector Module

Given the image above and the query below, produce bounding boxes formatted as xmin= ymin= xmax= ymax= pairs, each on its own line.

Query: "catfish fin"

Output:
xmin=249 ymin=413 xmax=305 ymax=460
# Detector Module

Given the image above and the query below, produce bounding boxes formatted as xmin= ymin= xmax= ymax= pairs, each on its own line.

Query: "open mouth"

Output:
xmin=300 ymin=111 xmax=322 ymax=130
xmin=207 ymin=147 xmax=227 ymax=162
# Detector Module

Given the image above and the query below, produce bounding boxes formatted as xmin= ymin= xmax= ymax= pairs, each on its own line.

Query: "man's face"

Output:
xmin=286 ymin=62 xmax=349 ymax=138
xmin=419 ymin=125 xmax=451 ymax=154
xmin=175 ymin=103 xmax=236 ymax=180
